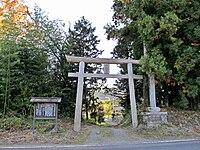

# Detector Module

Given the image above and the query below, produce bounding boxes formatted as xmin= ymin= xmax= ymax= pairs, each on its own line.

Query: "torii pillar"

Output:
xmin=74 ymin=61 xmax=85 ymax=132
xmin=66 ymin=56 xmax=142 ymax=131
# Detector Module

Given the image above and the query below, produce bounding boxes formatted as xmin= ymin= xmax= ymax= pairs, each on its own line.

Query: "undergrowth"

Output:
xmin=0 ymin=117 xmax=32 ymax=131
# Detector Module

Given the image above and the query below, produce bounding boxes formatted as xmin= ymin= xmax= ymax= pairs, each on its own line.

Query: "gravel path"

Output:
xmin=87 ymin=126 xmax=101 ymax=144
xmin=110 ymin=128 xmax=129 ymax=144
xmin=86 ymin=118 xmax=144 ymax=145
xmin=86 ymin=126 xmax=146 ymax=145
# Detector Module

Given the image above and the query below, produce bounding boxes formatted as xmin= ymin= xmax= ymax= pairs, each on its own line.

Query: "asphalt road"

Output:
xmin=1 ymin=140 xmax=200 ymax=150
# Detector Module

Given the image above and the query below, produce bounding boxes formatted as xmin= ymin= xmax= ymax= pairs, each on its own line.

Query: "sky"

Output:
xmin=27 ymin=0 xmax=119 ymax=86
xmin=27 ymin=0 xmax=116 ymax=58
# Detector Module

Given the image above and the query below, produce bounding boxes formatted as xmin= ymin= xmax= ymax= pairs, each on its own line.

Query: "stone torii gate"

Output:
xmin=66 ymin=55 xmax=160 ymax=132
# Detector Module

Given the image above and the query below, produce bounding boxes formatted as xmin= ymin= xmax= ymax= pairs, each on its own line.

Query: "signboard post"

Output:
xmin=30 ymin=97 xmax=61 ymax=133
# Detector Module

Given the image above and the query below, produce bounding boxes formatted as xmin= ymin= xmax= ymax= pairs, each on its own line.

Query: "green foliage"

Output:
xmin=140 ymin=49 xmax=171 ymax=79
xmin=121 ymin=112 xmax=132 ymax=127
xmin=174 ymin=90 xmax=189 ymax=110
xmin=0 ymin=117 xmax=32 ymax=130
xmin=106 ymin=0 xmax=200 ymax=109
xmin=68 ymin=16 xmax=104 ymax=119
xmin=68 ymin=16 xmax=103 ymax=58
xmin=0 ymin=6 xmax=51 ymax=117
xmin=0 ymin=5 xmax=103 ymax=118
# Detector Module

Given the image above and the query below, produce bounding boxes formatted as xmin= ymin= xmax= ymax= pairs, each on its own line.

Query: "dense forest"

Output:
xmin=0 ymin=0 xmax=103 ymax=118
xmin=105 ymin=0 xmax=200 ymax=110
xmin=0 ymin=0 xmax=199 ymax=120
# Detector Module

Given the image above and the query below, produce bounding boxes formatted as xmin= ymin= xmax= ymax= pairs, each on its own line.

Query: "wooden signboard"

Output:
xmin=35 ymin=103 xmax=57 ymax=119
xmin=30 ymin=97 xmax=61 ymax=133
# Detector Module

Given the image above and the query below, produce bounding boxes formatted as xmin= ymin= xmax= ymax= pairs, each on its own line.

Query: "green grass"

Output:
xmin=0 ymin=117 xmax=32 ymax=130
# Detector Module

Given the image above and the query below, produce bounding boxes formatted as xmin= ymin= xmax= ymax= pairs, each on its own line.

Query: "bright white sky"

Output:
xmin=27 ymin=0 xmax=119 ymax=86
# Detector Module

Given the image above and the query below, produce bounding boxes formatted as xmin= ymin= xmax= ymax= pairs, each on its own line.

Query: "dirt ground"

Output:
xmin=0 ymin=109 xmax=200 ymax=146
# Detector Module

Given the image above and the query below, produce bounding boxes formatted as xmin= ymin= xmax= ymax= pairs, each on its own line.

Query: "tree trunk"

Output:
xmin=142 ymin=75 xmax=149 ymax=106
xmin=84 ymin=86 xmax=89 ymax=120
xmin=85 ymin=99 xmax=89 ymax=120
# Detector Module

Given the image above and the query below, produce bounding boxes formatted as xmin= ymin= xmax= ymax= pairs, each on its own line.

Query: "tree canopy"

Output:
xmin=105 ymin=0 xmax=200 ymax=109
xmin=0 ymin=0 xmax=200 ymax=119
xmin=0 ymin=1 xmax=103 ymax=117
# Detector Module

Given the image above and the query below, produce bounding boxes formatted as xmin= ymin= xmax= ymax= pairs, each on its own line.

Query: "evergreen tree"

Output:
xmin=0 ymin=4 xmax=106 ymax=119
xmin=28 ymin=6 xmax=78 ymax=117
xmin=105 ymin=0 xmax=200 ymax=109
xmin=0 ymin=3 xmax=49 ymax=117
xmin=68 ymin=17 xmax=105 ymax=119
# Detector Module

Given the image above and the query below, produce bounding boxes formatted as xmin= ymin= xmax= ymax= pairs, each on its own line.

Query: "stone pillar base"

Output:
xmin=147 ymin=107 xmax=161 ymax=112
xmin=140 ymin=111 xmax=168 ymax=127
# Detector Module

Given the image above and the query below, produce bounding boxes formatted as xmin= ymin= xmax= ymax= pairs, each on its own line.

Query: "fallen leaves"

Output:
xmin=0 ymin=109 xmax=200 ymax=146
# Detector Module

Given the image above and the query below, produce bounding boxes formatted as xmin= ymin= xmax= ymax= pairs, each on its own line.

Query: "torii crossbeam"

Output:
xmin=66 ymin=55 xmax=144 ymax=132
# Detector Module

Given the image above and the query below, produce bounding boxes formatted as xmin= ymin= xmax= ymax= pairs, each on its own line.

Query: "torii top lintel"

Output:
xmin=66 ymin=55 xmax=140 ymax=65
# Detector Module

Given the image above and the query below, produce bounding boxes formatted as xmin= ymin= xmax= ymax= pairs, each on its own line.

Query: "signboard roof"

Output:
xmin=30 ymin=97 xmax=61 ymax=103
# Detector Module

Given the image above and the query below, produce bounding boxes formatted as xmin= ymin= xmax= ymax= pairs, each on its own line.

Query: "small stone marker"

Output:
xmin=30 ymin=97 xmax=61 ymax=133
xmin=141 ymin=111 xmax=168 ymax=126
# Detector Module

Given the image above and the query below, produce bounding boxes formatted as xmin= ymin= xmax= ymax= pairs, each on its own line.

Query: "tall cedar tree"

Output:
xmin=68 ymin=16 xmax=104 ymax=119
xmin=105 ymin=0 xmax=200 ymax=109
